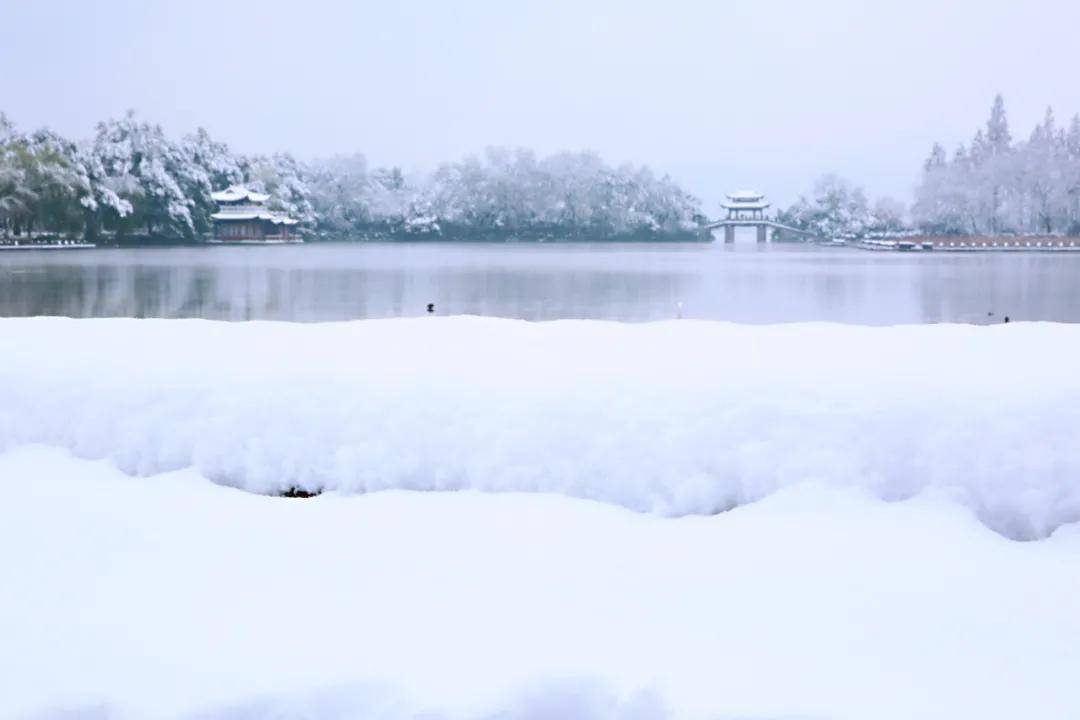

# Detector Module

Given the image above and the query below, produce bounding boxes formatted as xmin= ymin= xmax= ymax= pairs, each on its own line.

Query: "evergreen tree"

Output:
xmin=924 ymin=143 xmax=947 ymax=171
xmin=914 ymin=97 xmax=1080 ymax=235
xmin=986 ymin=94 xmax=1012 ymax=156
xmin=1066 ymin=115 xmax=1080 ymax=233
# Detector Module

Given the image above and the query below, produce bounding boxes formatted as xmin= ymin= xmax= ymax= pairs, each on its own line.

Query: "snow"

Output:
xmin=728 ymin=190 xmax=765 ymax=200
xmin=210 ymin=210 xmax=299 ymax=224
xmin=0 ymin=444 xmax=1077 ymax=720
xmin=915 ymin=99 xmax=1080 ymax=235
xmin=5 ymin=111 xmax=701 ymax=239
xmin=209 ymin=211 xmax=264 ymax=220
xmin=2 ymin=318 xmax=1079 ymax=718
xmin=721 ymin=191 xmax=769 ymax=209
xmin=719 ymin=202 xmax=769 ymax=210
xmin=210 ymin=186 xmax=271 ymax=203
xmin=1 ymin=317 xmax=1080 ymax=540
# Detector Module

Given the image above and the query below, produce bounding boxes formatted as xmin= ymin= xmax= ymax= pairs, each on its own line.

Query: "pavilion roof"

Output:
xmin=720 ymin=200 xmax=770 ymax=210
xmin=211 ymin=210 xmax=298 ymax=225
xmin=211 ymin=185 xmax=272 ymax=204
xmin=726 ymin=189 xmax=766 ymax=201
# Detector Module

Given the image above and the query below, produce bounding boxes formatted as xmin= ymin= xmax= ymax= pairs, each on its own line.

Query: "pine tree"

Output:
xmin=1066 ymin=115 xmax=1080 ymax=234
xmin=977 ymin=96 xmax=1012 ymax=233
xmin=1027 ymin=107 xmax=1061 ymax=233
xmin=924 ymin=143 xmax=947 ymax=172
xmin=987 ymin=94 xmax=1012 ymax=156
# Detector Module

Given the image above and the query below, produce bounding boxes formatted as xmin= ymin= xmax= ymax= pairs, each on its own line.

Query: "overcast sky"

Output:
xmin=3 ymin=0 xmax=1080 ymax=209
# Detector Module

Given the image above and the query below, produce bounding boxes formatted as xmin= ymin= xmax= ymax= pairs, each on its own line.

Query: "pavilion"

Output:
xmin=210 ymin=186 xmax=300 ymax=243
xmin=713 ymin=190 xmax=772 ymax=242
xmin=720 ymin=190 xmax=770 ymax=221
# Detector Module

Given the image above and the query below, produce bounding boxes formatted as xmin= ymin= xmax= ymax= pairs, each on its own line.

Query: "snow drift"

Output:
xmin=2 ymin=445 xmax=1078 ymax=720
xmin=1 ymin=317 xmax=1079 ymax=539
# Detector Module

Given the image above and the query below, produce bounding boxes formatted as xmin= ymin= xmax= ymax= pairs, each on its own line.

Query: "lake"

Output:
xmin=1 ymin=242 xmax=1079 ymax=324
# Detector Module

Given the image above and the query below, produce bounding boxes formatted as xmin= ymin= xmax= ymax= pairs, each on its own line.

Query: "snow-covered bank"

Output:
xmin=2 ymin=317 xmax=1079 ymax=539
xmin=1 ymin=445 xmax=1078 ymax=720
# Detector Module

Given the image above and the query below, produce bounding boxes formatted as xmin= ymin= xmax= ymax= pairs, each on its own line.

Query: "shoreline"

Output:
xmin=5 ymin=235 xmax=1080 ymax=253
xmin=0 ymin=243 xmax=97 ymax=251
xmin=928 ymin=237 xmax=1080 ymax=251
xmin=849 ymin=236 xmax=1080 ymax=252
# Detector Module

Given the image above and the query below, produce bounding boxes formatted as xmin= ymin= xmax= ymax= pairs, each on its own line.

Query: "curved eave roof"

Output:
xmin=721 ymin=201 xmax=770 ymax=210
xmin=728 ymin=189 xmax=765 ymax=200
xmin=210 ymin=186 xmax=272 ymax=203
xmin=212 ymin=211 xmax=299 ymax=225
xmin=212 ymin=212 xmax=261 ymax=221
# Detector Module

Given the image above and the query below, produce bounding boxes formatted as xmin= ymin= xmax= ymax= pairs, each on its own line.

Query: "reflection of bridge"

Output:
xmin=704 ymin=190 xmax=818 ymax=242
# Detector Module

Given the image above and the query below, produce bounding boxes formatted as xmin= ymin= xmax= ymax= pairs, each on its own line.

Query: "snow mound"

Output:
xmin=2 ymin=446 xmax=1078 ymax=719
xmin=2 ymin=317 xmax=1079 ymax=539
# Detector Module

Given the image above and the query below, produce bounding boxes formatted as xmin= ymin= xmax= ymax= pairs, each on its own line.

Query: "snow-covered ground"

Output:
xmin=2 ymin=317 xmax=1079 ymax=539
xmin=1 ymin=445 xmax=1078 ymax=720
xmin=1 ymin=318 xmax=1079 ymax=719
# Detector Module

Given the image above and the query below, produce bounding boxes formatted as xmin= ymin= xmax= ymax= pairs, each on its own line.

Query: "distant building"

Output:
xmin=210 ymin=186 xmax=300 ymax=243
xmin=720 ymin=190 xmax=770 ymax=221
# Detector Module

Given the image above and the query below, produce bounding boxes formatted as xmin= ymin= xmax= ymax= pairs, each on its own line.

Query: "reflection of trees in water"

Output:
xmin=0 ymin=264 xmax=700 ymax=322
xmin=433 ymin=270 xmax=695 ymax=321
xmin=916 ymin=254 xmax=1080 ymax=324
xmin=5 ymin=249 xmax=1080 ymax=323
xmin=0 ymin=265 xmax=216 ymax=319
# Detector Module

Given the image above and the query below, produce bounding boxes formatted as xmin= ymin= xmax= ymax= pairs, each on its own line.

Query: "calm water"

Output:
xmin=1 ymin=242 xmax=1079 ymax=324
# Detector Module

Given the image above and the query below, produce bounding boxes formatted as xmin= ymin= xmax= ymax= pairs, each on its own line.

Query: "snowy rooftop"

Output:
xmin=728 ymin=189 xmax=766 ymax=201
xmin=210 ymin=186 xmax=271 ymax=204
xmin=211 ymin=209 xmax=298 ymax=225
xmin=721 ymin=190 xmax=769 ymax=210
xmin=721 ymin=200 xmax=770 ymax=210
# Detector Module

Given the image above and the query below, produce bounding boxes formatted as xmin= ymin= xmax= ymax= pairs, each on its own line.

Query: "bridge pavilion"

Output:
xmin=721 ymin=190 xmax=770 ymax=220
xmin=720 ymin=191 xmax=771 ymax=242
xmin=704 ymin=190 xmax=815 ymax=243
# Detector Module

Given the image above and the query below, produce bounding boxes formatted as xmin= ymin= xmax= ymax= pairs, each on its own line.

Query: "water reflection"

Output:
xmin=2 ymin=243 xmax=1080 ymax=324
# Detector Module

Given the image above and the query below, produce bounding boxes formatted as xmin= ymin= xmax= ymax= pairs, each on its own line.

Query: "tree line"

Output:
xmin=6 ymin=97 xmax=1079 ymax=244
xmin=779 ymin=95 xmax=1080 ymax=238
xmin=0 ymin=112 xmax=704 ymax=243
xmin=913 ymin=96 xmax=1080 ymax=235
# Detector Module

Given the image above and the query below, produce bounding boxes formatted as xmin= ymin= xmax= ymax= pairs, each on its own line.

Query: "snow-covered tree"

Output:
xmin=1023 ymin=107 xmax=1065 ymax=233
xmin=781 ymin=174 xmax=871 ymax=238
xmin=179 ymin=127 xmax=244 ymax=235
xmin=986 ymin=94 xmax=1012 ymax=156
xmin=245 ymin=153 xmax=316 ymax=227
xmin=914 ymin=96 xmax=1080 ymax=236
xmin=1 ymin=109 xmax=705 ymax=242
xmin=415 ymin=147 xmax=700 ymax=238
xmin=0 ymin=121 xmax=34 ymax=236
xmin=306 ymin=153 xmax=371 ymax=234
xmin=868 ymin=196 xmax=908 ymax=234
xmin=1067 ymin=115 xmax=1080 ymax=233
xmin=367 ymin=166 xmax=416 ymax=228
xmin=87 ymin=112 xmax=198 ymax=239
xmin=0 ymin=121 xmax=87 ymax=237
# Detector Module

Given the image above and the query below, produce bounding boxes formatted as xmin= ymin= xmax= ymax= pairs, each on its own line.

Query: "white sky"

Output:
xmin=3 ymin=0 xmax=1080 ymax=209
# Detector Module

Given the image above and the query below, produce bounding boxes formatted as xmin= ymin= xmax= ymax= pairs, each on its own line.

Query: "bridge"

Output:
xmin=704 ymin=191 xmax=818 ymax=242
